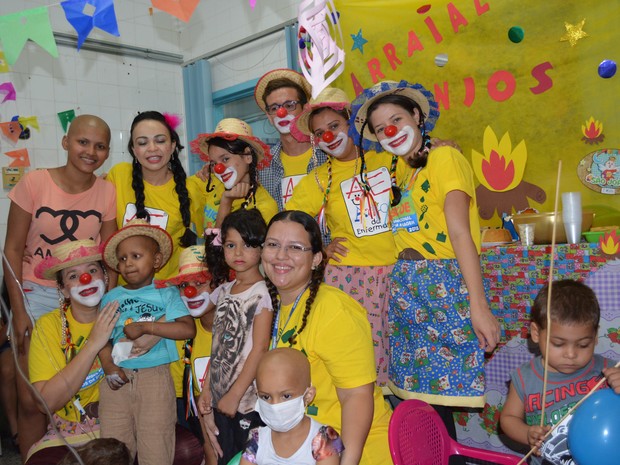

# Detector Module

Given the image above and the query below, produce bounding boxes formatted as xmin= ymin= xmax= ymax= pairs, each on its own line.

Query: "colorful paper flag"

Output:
xmin=4 ymin=148 xmax=30 ymax=167
xmin=61 ymin=0 xmax=120 ymax=50
xmin=18 ymin=116 xmax=39 ymax=132
xmin=151 ymin=0 xmax=200 ymax=22
xmin=58 ymin=109 xmax=76 ymax=133
xmin=0 ymin=51 xmax=9 ymax=73
xmin=0 ymin=7 xmax=58 ymax=65
xmin=0 ymin=121 xmax=21 ymax=144
xmin=0 ymin=82 xmax=16 ymax=103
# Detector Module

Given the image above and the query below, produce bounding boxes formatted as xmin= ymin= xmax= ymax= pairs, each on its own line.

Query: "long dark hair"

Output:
xmin=265 ymin=210 xmax=325 ymax=344
xmin=205 ymin=208 xmax=267 ymax=287
xmin=128 ymin=111 xmax=196 ymax=248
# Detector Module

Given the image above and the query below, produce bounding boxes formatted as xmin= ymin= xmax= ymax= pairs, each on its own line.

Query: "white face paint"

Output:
xmin=273 ymin=114 xmax=295 ymax=134
xmin=69 ymin=279 xmax=106 ymax=307
xmin=214 ymin=166 xmax=238 ymax=190
xmin=181 ymin=291 xmax=210 ymax=317
xmin=318 ymin=132 xmax=349 ymax=159
xmin=379 ymin=125 xmax=416 ymax=157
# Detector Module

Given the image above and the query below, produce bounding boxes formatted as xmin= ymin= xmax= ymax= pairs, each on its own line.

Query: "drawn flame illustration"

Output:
xmin=472 ymin=126 xmax=527 ymax=192
xmin=600 ymin=230 xmax=620 ymax=255
xmin=581 ymin=116 xmax=605 ymax=144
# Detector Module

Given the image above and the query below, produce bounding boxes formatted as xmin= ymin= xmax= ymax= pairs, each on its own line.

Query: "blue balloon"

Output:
xmin=568 ymin=388 xmax=620 ymax=465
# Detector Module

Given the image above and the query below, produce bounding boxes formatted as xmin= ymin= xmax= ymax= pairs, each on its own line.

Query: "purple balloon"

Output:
xmin=598 ymin=60 xmax=617 ymax=79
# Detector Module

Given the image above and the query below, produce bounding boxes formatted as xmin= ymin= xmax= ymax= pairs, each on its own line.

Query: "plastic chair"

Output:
xmin=388 ymin=400 xmax=523 ymax=465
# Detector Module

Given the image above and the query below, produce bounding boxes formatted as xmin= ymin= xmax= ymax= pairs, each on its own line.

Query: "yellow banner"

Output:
xmin=334 ymin=0 xmax=620 ymax=226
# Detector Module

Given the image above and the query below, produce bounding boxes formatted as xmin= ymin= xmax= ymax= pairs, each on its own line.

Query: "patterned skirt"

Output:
xmin=388 ymin=258 xmax=486 ymax=407
xmin=324 ymin=264 xmax=392 ymax=390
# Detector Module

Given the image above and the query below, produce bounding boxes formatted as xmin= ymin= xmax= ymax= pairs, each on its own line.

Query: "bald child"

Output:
xmin=240 ymin=348 xmax=343 ymax=465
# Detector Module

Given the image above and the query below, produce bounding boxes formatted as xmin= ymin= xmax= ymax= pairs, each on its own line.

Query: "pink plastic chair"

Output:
xmin=388 ymin=400 xmax=523 ymax=465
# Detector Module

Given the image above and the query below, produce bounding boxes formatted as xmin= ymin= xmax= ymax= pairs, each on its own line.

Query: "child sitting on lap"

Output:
xmin=241 ymin=348 xmax=343 ymax=465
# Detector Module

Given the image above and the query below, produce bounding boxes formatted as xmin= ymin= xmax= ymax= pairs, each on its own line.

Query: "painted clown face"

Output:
xmin=369 ymin=102 xmax=423 ymax=161
xmin=179 ymin=279 xmax=211 ymax=317
xmin=265 ymin=87 xmax=304 ymax=135
xmin=208 ymin=145 xmax=252 ymax=190
xmin=311 ymin=109 xmax=356 ymax=161
xmin=60 ymin=262 xmax=106 ymax=308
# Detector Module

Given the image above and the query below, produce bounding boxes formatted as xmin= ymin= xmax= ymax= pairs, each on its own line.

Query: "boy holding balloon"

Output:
xmin=500 ymin=280 xmax=620 ymax=464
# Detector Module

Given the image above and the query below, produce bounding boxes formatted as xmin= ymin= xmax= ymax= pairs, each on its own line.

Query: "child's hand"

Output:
xmin=123 ymin=322 xmax=150 ymax=340
xmin=104 ymin=366 xmax=128 ymax=390
xmin=604 ymin=366 xmax=620 ymax=394
xmin=129 ymin=333 xmax=161 ymax=357
xmin=216 ymin=391 xmax=241 ymax=418
xmin=527 ymin=424 xmax=550 ymax=456
xmin=222 ymin=182 xmax=250 ymax=201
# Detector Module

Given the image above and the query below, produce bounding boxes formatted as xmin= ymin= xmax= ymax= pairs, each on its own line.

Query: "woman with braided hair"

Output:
xmin=261 ymin=210 xmax=392 ymax=465
xmin=287 ymin=87 xmax=412 ymax=392
xmin=107 ymin=110 xmax=206 ymax=280
xmin=191 ymin=118 xmax=278 ymax=229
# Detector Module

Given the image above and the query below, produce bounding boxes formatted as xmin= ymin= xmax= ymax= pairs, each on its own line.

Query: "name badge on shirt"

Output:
xmin=390 ymin=189 xmax=420 ymax=233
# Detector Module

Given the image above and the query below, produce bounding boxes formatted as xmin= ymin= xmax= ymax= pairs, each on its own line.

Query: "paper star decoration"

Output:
xmin=151 ymin=0 xmax=200 ymax=22
xmin=560 ymin=18 xmax=588 ymax=46
xmin=351 ymin=28 xmax=368 ymax=54
xmin=61 ymin=0 xmax=120 ymax=50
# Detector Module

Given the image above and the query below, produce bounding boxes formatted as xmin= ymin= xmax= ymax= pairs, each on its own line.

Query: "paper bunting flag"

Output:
xmin=0 ymin=7 xmax=58 ymax=65
xmin=0 ymin=82 xmax=16 ymax=103
xmin=249 ymin=0 xmax=257 ymax=10
xmin=297 ymin=0 xmax=346 ymax=99
xmin=4 ymin=148 xmax=30 ymax=167
xmin=18 ymin=116 xmax=39 ymax=132
xmin=58 ymin=109 xmax=76 ymax=133
xmin=151 ymin=0 xmax=200 ymax=22
xmin=0 ymin=51 xmax=9 ymax=73
xmin=61 ymin=0 xmax=120 ymax=50
xmin=0 ymin=121 xmax=21 ymax=144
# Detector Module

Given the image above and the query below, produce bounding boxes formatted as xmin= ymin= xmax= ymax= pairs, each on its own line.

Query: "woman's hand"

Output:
xmin=222 ymin=182 xmax=250 ymax=201
xmin=216 ymin=391 xmax=241 ymax=418
xmin=88 ymin=301 xmax=119 ymax=351
xmin=13 ymin=309 xmax=33 ymax=355
xmin=325 ymin=237 xmax=349 ymax=263
xmin=470 ymin=302 xmax=500 ymax=352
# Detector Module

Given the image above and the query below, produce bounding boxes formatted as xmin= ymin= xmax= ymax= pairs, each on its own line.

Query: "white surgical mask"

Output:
xmin=254 ymin=390 xmax=307 ymax=432
xmin=182 ymin=291 xmax=210 ymax=317
xmin=214 ymin=166 xmax=238 ymax=190
xmin=273 ymin=114 xmax=295 ymax=134
xmin=380 ymin=125 xmax=416 ymax=157
xmin=318 ymin=131 xmax=349 ymax=158
xmin=70 ymin=279 xmax=106 ymax=307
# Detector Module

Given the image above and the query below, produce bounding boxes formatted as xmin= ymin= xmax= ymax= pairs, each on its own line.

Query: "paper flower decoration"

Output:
xmin=297 ymin=0 xmax=345 ymax=99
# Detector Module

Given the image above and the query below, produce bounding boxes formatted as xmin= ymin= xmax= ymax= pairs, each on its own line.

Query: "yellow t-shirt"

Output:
xmin=391 ymin=146 xmax=481 ymax=258
xmin=287 ymin=151 xmax=412 ymax=266
xmin=107 ymin=163 xmax=207 ymax=280
xmin=274 ymin=285 xmax=392 ymax=465
xmin=29 ymin=308 xmax=103 ymax=422
xmin=171 ymin=318 xmax=213 ymax=397
xmin=280 ymin=147 xmax=314 ymax=206
xmin=202 ymin=182 xmax=278 ymax=229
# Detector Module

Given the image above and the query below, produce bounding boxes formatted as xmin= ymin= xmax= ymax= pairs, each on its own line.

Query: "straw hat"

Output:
xmin=190 ymin=118 xmax=270 ymax=163
xmin=102 ymin=219 xmax=173 ymax=272
xmin=254 ymin=68 xmax=312 ymax=112
xmin=291 ymin=87 xmax=351 ymax=140
xmin=155 ymin=245 xmax=211 ymax=288
xmin=350 ymin=80 xmax=440 ymax=147
xmin=35 ymin=239 xmax=103 ymax=281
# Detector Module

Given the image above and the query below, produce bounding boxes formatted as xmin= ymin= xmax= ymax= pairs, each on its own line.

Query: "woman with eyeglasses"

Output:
xmin=286 ymin=87 xmax=413 ymax=392
xmin=261 ymin=210 xmax=392 ymax=465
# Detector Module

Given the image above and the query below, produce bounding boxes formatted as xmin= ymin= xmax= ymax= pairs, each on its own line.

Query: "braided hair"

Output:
xmin=205 ymin=138 xmax=259 ymax=209
xmin=128 ymin=111 xmax=197 ymax=248
xmin=265 ymin=210 xmax=326 ymax=345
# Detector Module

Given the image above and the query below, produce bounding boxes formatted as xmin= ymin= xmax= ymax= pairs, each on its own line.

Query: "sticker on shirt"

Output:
xmin=389 ymin=188 xmax=420 ymax=233
xmin=194 ymin=356 xmax=210 ymax=392
xmin=281 ymin=174 xmax=306 ymax=206
xmin=81 ymin=358 xmax=104 ymax=390
xmin=340 ymin=167 xmax=391 ymax=237
xmin=122 ymin=203 xmax=170 ymax=231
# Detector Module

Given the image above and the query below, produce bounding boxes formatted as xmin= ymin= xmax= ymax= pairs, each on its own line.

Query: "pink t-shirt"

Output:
xmin=8 ymin=169 xmax=116 ymax=286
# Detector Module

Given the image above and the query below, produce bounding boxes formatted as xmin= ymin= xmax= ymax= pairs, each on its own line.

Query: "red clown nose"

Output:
xmin=384 ymin=125 xmax=398 ymax=137
xmin=213 ymin=163 xmax=226 ymax=175
xmin=276 ymin=107 xmax=288 ymax=118
xmin=322 ymin=131 xmax=335 ymax=143
xmin=184 ymin=286 xmax=198 ymax=298
xmin=79 ymin=273 xmax=92 ymax=285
